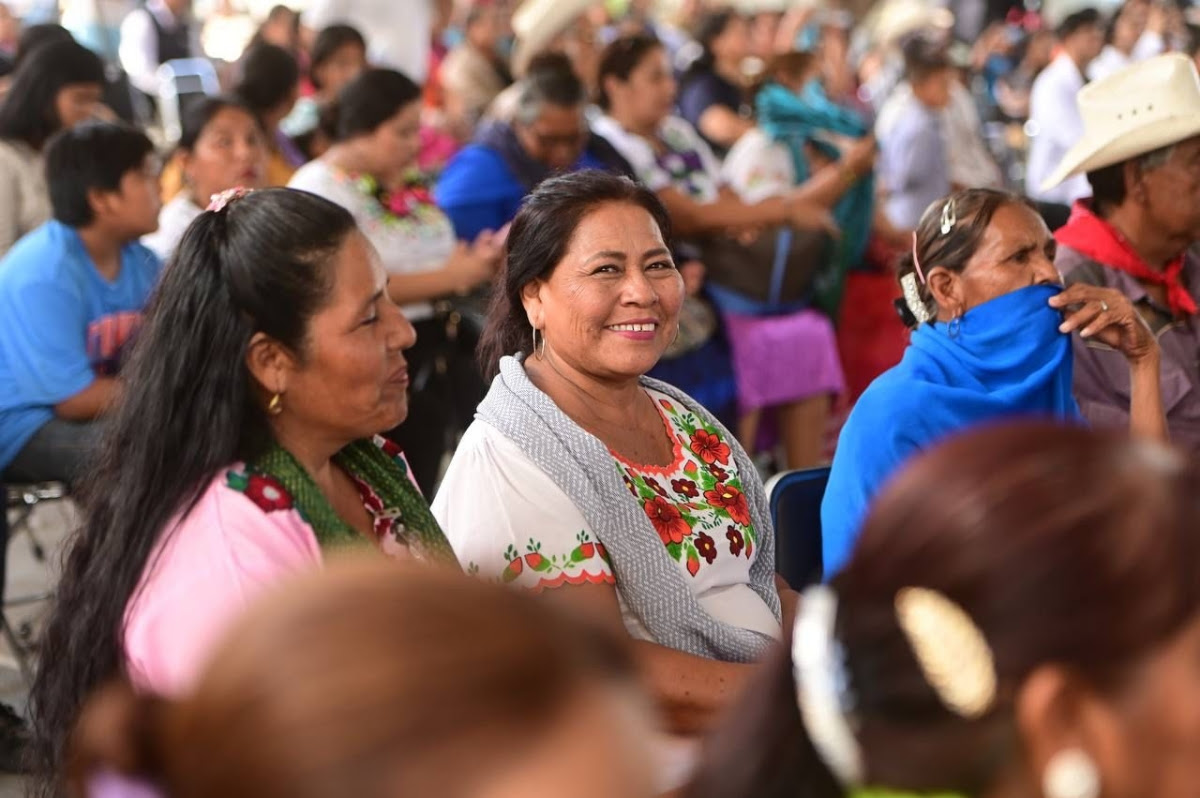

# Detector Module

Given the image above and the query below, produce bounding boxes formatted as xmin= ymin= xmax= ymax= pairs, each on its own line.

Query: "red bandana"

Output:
xmin=1055 ymin=201 xmax=1197 ymax=318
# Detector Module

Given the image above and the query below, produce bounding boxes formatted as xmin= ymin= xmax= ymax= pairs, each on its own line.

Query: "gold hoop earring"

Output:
xmin=267 ymin=393 xmax=283 ymax=415
xmin=532 ymin=327 xmax=546 ymax=360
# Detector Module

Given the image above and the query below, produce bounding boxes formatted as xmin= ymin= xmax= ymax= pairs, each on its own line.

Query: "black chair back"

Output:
xmin=767 ymin=467 xmax=829 ymax=589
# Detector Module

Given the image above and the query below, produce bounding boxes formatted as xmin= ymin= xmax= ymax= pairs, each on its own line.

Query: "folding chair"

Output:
xmin=765 ymin=467 xmax=829 ymax=590
xmin=2 ymin=481 xmax=63 ymax=682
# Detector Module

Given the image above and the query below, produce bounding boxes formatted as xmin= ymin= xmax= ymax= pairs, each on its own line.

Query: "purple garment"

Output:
xmin=720 ymin=308 xmax=845 ymax=411
xmin=1059 ymin=244 xmax=1200 ymax=452
xmin=275 ymin=129 xmax=307 ymax=168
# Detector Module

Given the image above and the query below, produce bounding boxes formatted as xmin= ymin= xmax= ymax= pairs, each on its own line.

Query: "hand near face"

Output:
xmin=679 ymin=260 xmax=706 ymax=297
xmin=1051 ymin=284 xmax=1160 ymax=366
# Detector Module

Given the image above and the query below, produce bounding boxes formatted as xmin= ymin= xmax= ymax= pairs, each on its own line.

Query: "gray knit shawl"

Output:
xmin=476 ymin=355 xmax=781 ymax=662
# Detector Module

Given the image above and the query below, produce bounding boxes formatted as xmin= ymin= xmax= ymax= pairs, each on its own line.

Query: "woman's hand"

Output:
xmin=443 ymin=231 xmax=502 ymax=294
xmin=1051 ymin=284 xmax=1159 ymax=366
xmin=842 ymin=134 xmax=877 ymax=178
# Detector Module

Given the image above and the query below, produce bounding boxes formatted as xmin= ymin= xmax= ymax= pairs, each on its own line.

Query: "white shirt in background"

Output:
xmin=302 ymin=0 xmax=433 ymax=83
xmin=288 ymin=159 xmax=456 ymax=322
xmin=118 ymin=0 xmax=205 ymax=96
xmin=1087 ymin=31 xmax=1166 ymax=81
xmin=1026 ymin=54 xmax=1090 ymax=204
xmin=142 ymin=194 xmax=202 ymax=262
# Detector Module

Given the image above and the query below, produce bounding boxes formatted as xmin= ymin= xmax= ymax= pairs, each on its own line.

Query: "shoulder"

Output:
xmin=433 ymin=421 xmax=609 ymax=590
xmin=436 ymin=146 xmax=516 ymax=193
xmin=0 ymin=223 xmax=71 ymax=284
xmin=124 ymin=468 xmax=323 ymax=694
xmin=660 ymin=115 xmax=705 ymax=147
xmin=1057 ymin=246 xmax=1110 ymax=286
xmin=288 ymin=160 xmax=347 ymax=196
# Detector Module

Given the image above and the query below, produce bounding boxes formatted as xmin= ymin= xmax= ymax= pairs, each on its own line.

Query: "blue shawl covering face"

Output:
xmin=821 ymin=284 xmax=1083 ymax=574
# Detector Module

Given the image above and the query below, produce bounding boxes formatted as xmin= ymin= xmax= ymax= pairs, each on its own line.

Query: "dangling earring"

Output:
xmin=948 ymin=310 xmax=962 ymax=340
xmin=531 ymin=327 xmax=546 ymax=360
xmin=1042 ymin=749 xmax=1100 ymax=798
xmin=267 ymin=393 xmax=284 ymax=416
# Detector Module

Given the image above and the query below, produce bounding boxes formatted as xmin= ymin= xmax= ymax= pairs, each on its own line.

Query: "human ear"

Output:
xmin=1015 ymin=665 xmax=1133 ymax=798
xmin=925 ymin=267 xmax=964 ymax=320
xmin=520 ymin=279 xmax=546 ymax=331
xmin=245 ymin=332 xmax=298 ymax=400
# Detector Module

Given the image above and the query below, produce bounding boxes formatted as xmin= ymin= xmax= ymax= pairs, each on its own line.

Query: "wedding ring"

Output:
xmin=1100 ymin=300 xmax=1109 ymax=312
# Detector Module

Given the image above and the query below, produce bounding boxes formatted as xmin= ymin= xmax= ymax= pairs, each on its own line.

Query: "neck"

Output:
xmin=714 ymin=58 xmax=742 ymax=84
xmin=325 ymin=141 xmax=379 ymax=179
xmin=75 ymin=224 xmax=124 ymax=281
xmin=1065 ymin=47 xmax=1089 ymax=73
xmin=608 ymin=108 xmax=657 ymax=139
xmin=524 ymin=352 xmax=645 ymax=428
xmin=270 ymin=419 xmax=346 ymax=495
xmin=1103 ymin=204 xmax=1189 ymax=271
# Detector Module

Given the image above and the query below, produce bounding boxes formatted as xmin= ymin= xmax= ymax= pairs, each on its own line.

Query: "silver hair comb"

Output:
xmin=940 ymin=199 xmax=957 ymax=236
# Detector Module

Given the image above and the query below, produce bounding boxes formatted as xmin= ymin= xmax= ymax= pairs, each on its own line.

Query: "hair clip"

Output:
xmin=793 ymin=585 xmax=864 ymax=787
xmin=895 ymin=587 xmax=997 ymax=719
xmin=940 ymin=200 xmax=956 ymax=236
xmin=910 ymin=231 xmax=926 ymax=284
xmin=207 ymin=186 xmax=253 ymax=213
xmin=900 ymin=273 xmax=931 ymax=325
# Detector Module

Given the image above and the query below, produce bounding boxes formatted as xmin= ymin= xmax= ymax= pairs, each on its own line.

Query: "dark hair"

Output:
xmin=682 ymin=9 xmax=740 ymax=83
xmin=44 ymin=123 xmax=155 ymax=227
xmin=29 ymin=188 xmax=357 ymax=796
xmin=596 ymin=32 xmax=664 ymax=110
xmin=247 ymin=5 xmax=300 ymax=53
xmin=66 ymin=560 xmax=638 ymax=798
xmin=309 ymin=24 xmax=367 ymax=90
xmin=685 ymin=422 xmax=1200 ymax=798
xmin=514 ymin=52 xmax=588 ymax=125
xmin=235 ymin=43 xmax=301 ymax=116
xmin=13 ymin=23 xmax=74 ymax=68
xmin=177 ymin=95 xmax=259 ymax=153
xmin=1185 ymin=23 xmax=1200 ymax=58
xmin=1087 ymin=143 xmax=1176 ymax=215
xmin=902 ymin=34 xmax=952 ymax=82
xmin=479 ymin=170 xmax=672 ymax=379
xmin=0 ymin=38 xmax=105 ymax=150
xmin=894 ymin=188 xmax=1034 ymax=327
xmin=322 ymin=68 xmax=421 ymax=143
xmin=750 ymin=51 xmax=816 ymax=99
xmin=1057 ymin=7 xmax=1102 ymax=39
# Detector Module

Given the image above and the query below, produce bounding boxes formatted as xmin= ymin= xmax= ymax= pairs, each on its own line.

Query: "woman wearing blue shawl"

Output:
xmin=821 ymin=188 xmax=1167 ymax=574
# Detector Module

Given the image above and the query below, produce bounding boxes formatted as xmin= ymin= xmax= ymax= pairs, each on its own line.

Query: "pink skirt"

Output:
xmin=721 ymin=308 xmax=845 ymax=412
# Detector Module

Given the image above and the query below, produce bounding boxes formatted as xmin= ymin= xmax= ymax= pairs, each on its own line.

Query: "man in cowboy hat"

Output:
xmin=1046 ymin=53 xmax=1200 ymax=449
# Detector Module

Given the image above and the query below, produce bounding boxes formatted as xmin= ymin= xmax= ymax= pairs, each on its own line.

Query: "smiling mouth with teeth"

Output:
xmin=607 ymin=323 xmax=658 ymax=332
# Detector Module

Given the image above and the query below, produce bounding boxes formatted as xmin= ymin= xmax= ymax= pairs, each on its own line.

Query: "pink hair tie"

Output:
xmin=911 ymin=231 xmax=926 ymax=285
xmin=207 ymin=186 xmax=253 ymax=213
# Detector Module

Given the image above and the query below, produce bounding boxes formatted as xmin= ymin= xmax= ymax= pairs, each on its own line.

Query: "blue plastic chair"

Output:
xmin=765 ymin=467 xmax=829 ymax=589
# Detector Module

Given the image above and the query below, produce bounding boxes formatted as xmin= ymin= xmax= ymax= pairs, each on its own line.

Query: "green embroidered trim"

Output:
xmin=851 ymin=790 xmax=967 ymax=798
xmin=251 ymin=440 xmax=457 ymax=563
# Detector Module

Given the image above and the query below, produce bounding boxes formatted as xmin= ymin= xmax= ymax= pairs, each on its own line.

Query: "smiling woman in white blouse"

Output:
xmin=433 ymin=170 xmax=789 ymax=794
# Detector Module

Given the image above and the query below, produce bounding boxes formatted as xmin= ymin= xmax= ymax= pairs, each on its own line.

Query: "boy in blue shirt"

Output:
xmin=0 ymin=122 xmax=162 ymax=484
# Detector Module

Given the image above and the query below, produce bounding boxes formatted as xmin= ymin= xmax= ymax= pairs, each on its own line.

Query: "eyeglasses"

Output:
xmin=525 ymin=125 xmax=587 ymax=150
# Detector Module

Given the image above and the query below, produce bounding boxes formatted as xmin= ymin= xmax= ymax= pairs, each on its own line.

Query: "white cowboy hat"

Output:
xmin=510 ymin=0 xmax=594 ymax=77
xmin=1041 ymin=54 xmax=1200 ymax=191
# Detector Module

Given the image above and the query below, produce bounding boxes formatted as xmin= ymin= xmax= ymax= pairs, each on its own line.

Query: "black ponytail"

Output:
xmin=29 ymin=188 xmax=356 ymax=797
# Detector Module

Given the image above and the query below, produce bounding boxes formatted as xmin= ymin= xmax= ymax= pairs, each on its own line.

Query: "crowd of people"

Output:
xmin=0 ymin=0 xmax=1196 ymax=795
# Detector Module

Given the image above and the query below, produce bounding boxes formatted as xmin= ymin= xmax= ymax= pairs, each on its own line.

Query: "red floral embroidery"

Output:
xmin=644 ymin=477 xmax=669 ymax=498
xmin=708 ymin=463 xmax=730 ymax=482
xmin=745 ymin=535 xmax=754 ymax=559
xmin=696 ymin=532 xmax=717 ymax=564
xmin=378 ymin=436 xmax=404 ymax=460
xmin=686 ymin=550 xmax=700 ymax=577
xmin=622 ymin=474 xmax=638 ymax=496
xmin=644 ymin=496 xmax=691 ymax=544
xmin=726 ymin=526 xmax=744 ymax=556
xmin=705 ymin=483 xmax=751 ymax=526
xmin=659 ymin=398 xmax=676 ymax=413
xmin=671 ymin=478 xmax=699 ymax=498
xmin=244 ymin=474 xmax=293 ymax=513
xmin=690 ymin=429 xmax=731 ymax=466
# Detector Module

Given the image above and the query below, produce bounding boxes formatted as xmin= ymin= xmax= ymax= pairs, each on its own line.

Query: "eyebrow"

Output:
xmin=584 ymin=247 xmax=673 ymax=264
xmin=357 ymin=289 xmax=384 ymax=316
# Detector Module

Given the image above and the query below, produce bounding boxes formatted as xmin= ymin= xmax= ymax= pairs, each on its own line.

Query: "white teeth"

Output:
xmin=608 ymin=323 xmax=657 ymax=332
